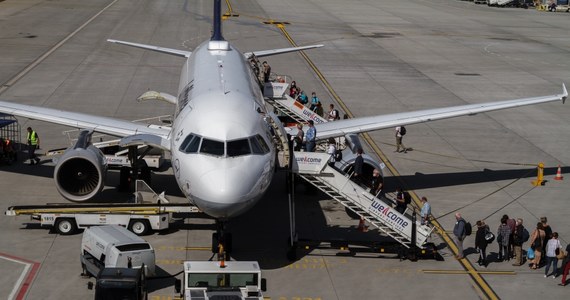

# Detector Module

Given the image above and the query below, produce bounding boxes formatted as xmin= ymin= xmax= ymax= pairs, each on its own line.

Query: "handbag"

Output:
xmin=527 ymin=247 xmax=535 ymax=260
xmin=557 ymin=249 xmax=566 ymax=260
xmin=485 ymin=232 xmax=495 ymax=244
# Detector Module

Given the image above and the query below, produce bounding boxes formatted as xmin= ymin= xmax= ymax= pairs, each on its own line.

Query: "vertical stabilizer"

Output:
xmin=211 ymin=0 xmax=224 ymax=41
xmin=209 ymin=0 xmax=229 ymax=50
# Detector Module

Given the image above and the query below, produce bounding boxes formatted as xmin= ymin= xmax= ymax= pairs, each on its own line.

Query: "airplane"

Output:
xmin=0 ymin=0 xmax=567 ymax=251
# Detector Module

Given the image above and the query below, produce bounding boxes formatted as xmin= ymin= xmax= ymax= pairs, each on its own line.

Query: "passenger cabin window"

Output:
xmin=227 ymin=139 xmax=251 ymax=157
xmin=200 ymin=139 xmax=224 ymax=156
xmin=179 ymin=134 xmax=201 ymax=153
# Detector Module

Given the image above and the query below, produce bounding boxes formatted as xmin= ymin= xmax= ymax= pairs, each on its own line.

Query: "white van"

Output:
xmin=80 ymin=225 xmax=156 ymax=277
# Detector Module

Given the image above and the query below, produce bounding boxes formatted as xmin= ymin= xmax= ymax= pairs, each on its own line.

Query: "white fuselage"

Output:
xmin=170 ymin=41 xmax=275 ymax=219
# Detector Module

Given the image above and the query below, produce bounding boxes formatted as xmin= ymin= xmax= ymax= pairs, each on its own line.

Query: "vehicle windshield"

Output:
xmin=187 ymin=272 xmax=258 ymax=290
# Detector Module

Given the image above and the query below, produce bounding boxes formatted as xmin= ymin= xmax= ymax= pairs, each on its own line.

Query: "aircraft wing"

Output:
xmin=107 ymin=39 xmax=192 ymax=58
xmin=314 ymin=85 xmax=567 ymax=140
xmin=244 ymin=44 xmax=323 ymax=58
xmin=0 ymin=101 xmax=172 ymax=139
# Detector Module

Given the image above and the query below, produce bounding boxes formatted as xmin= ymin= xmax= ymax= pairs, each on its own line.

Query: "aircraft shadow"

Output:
xmin=381 ymin=166 xmax=568 ymax=193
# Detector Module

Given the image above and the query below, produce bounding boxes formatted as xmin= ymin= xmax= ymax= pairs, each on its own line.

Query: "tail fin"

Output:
xmin=211 ymin=0 xmax=224 ymax=41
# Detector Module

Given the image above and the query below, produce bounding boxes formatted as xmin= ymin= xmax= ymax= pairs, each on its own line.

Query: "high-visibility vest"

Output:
xmin=27 ymin=131 xmax=38 ymax=145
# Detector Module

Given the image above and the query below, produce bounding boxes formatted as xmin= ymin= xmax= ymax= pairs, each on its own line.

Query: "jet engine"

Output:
xmin=53 ymin=130 xmax=107 ymax=202
xmin=335 ymin=133 xmax=384 ymax=181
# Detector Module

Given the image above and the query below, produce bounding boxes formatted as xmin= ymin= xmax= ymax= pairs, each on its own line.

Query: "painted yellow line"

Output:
xmin=275 ymin=24 xmax=499 ymax=300
xmin=423 ymin=270 xmax=516 ymax=275
xmin=0 ymin=0 xmax=121 ymax=95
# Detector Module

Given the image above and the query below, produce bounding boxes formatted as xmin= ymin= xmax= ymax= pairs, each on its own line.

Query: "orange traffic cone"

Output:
xmin=554 ymin=165 xmax=564 ymax=181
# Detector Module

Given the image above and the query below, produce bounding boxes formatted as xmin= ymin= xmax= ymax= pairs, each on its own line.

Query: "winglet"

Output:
xmin=562 ymin=83 xmax=567 ymax=104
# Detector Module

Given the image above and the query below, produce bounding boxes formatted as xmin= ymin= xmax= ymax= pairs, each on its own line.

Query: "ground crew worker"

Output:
xmin=27 ymin=127 xmax=40 ymax=165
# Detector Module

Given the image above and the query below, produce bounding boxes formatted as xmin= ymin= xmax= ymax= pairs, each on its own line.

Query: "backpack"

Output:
xmin=334 ymin=148 xmax=343 ymax=162
xmin=334 ymin=109 xmax=340 ymax=120
xmin=399 ymin=126 xmax=406 ymax=136
xmin=522 ymin=227 xmax=530 ymax=243
xmin=464 ymin=221 xmax=472 ymax=236
xmin=403 ymin=192 xmax=411 ymax=204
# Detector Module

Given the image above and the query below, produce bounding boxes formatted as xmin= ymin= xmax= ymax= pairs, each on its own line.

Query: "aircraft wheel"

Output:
xmin=55 ymin=218 xmax=77 ymax=235
xmin=129 ymin=219 xmax=150 ymax=236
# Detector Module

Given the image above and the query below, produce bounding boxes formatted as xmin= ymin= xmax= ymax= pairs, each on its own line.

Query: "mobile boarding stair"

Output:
xmin=263 ymin=82 xmax=328 ymax=125
xmin=291 ymin=152 xmax=439 ymax=260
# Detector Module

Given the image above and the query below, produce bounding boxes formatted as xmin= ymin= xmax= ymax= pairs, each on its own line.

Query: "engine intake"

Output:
xmin=54 ymin=131 xmax=107 ymax=202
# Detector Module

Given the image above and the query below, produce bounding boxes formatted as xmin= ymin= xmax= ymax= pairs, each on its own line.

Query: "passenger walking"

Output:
xmin=394 ymin=187 xmax=409 ymax=215
xmin=497 ymin=216 xmax=512 ymax=262
xmin=559 ymin=244 xmax=570 ymax=286
xmin=512 ymin=218 xmax=526 ymax=266
xmin=505 ymin=215 xmax=516 ymax=259
xmin=545 ymin=232 xmax=562 ymax=278
xmin=453 ymin=213 xmax=467 ymax=259
xmin=293 ymin=123 xmax=304 ymax=151
xmin=297 ymin=90 xmax=308 ymax=105
xmin=351 ymin=148 xmax=364 ymax=185
xmin=327 ymin=104 xmax=340 ymax=121
xmin=326 ymin=138 xmax=336 ymax=167
xmin=262 ymin=61 xmax=271 ymax=82
xmin=289 ymin=80 xmax=298 ymax=97
xmin=395 ymin=126 xmax=407 ymax=153
xmin=475 ymin=220 xmax=489 ymax=267
xmin=529 ymin=222 xmax=546 ymax=269
xmin=305 ymin=120 xmax=316 ymax=152
xmin=419 ymin=197 xmax=431 ymax=225
xmin=541 ymin=216 xmax=553 ymax=265
xmin=369 ymin=169 xmax=383 ymax=197
xmin=309 ymin=92 xmax=320 ymax=112
xmin=26 ymin=127 xmax=40 ymax=165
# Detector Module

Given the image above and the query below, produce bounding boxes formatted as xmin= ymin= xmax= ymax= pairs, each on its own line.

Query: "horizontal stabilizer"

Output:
xmin=245 ymin=44 xmax=323 ymax=58
xmin=107 ymin=39 xmax=192 ymax=58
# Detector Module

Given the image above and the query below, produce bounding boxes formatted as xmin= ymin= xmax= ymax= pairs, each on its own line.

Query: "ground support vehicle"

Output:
xmin=81 ymin=225 xmax=156 ymax=277
xmin=5 ymin=201 xmax=198 ymax=236
xmin=89 ymin=267 xmax=148 ymax=300
xmin=174 ymin=261 xmax=266 ymax=300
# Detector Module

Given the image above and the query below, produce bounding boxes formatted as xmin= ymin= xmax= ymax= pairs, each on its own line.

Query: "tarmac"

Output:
xmin=1 ymin=0 xmax=569 ymax=299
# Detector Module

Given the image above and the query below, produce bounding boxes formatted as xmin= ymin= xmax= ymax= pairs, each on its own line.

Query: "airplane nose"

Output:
xmin=193 ymin=167 xmax=257 ymax=218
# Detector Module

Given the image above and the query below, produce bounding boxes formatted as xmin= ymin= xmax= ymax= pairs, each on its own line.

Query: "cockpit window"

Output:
xmin=250 ymin=135 xmax=269 ymax=154
xmin=200 ymin=139 xmax=224 ymax=156
xmin=227 ymin=139 xmax=251 ymax=157
xmin=179 ymin=134 xmax=269 ymax=157
xmin=179 ymin=134 xmax=201 ymax=153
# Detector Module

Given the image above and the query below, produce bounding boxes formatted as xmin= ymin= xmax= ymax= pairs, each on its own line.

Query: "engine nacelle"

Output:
xmin=53 ymin=130 xmax=107 ymax=202
xmin=335 ymin=133 xmax=384 ymax=181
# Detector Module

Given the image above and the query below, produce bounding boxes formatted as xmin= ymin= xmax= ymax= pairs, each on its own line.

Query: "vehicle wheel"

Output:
xmin=55 ymin=218 xmax=77 ymax=235
xmin=129 ymin=219 xmax=150 ymax=236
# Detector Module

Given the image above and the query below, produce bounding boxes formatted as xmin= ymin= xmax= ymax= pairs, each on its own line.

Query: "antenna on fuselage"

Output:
xmin=209 ymin=0 xmax=229 ymax=50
